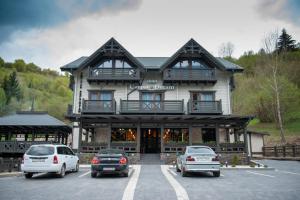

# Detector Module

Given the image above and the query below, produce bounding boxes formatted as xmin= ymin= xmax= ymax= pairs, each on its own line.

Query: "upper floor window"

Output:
xmin=173 ymin=59 xmax=209 ymax=69
xmin=191 ymin=91 xmax=215 ymax=101
xmin=89 ymin=91 xmax=113 ymax=100
xmin=94 ymin=59 xmax=133 ymax=69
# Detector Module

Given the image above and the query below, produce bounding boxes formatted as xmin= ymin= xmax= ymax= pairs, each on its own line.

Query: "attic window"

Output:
xmin=94 ymin=59 xmax=132 ymax=69
xmin=173 ymin=59 xmax=209 ymax=69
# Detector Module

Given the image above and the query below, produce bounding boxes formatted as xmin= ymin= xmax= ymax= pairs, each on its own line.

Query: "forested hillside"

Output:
xmin=230 ymin=29 xmax=300 ymax=145
xmin=0 ymin=58 xmax=72 ymax=121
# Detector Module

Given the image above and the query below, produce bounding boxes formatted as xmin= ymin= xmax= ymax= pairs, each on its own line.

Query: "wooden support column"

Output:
xmin=78 ymin=121 xmax=83 ymax=153
xmin=243 ymin=126 xmax=250 ymax=157
xmin=45 ymin=134 xmax=49 ymax=142
xmin=107 ymin=123 xmax=111 ymax=148
xmin=136 ymin=123 xmax=141 ymax=153
xmin=215 ymin=124 xmax=220 ymax=152
xmin=160 ymin=124 xmax=164 ymax=153
xmin=32 ymin=131 xmax=35 ymax=142
xmin=189 ymin=124 xmax=193 ymax=145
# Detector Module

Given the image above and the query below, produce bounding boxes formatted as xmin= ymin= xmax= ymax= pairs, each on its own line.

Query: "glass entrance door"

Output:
xmin=140 ymin=128 xmax=161 ymax=153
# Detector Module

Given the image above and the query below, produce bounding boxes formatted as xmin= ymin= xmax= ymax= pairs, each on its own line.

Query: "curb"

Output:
xmin=221 ymin=167 xmax=275 ymax=170
xmin=0 ymin=172 xmax=22 ymax=178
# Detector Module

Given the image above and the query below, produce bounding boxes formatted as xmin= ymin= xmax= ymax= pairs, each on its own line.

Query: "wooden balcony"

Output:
xmin=87 ymin=67 xmax=140 ymax=82
xmin=188 ymin=100 xmax=222 ymax=114
xmin=120 ymin=100 xmax=184 ymax=114
xmin=163 ymin=69 xmax=216 ymax=83
xmin=82 ymin=99 xmax=116 ymax=114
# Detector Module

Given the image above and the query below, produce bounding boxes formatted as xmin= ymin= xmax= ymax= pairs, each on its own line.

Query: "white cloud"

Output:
xmin=0 ymin=0 xmax=299 ymax=71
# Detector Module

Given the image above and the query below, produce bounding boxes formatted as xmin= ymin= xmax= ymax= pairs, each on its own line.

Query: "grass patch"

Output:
xmin=248 ymin=118 xmax=300 ymax=145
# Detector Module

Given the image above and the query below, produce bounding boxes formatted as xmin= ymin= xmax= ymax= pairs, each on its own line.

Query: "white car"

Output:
xmin=21 ymin=144 xmax=79 ymax=178
xmin=176 ymin=146 xmax=221 ymax=177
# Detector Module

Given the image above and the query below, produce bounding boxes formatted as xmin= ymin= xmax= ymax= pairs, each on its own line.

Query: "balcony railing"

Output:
xmin=120 ymin=100 xmax=184 ymax=114
xmin=82 ymin=99 xmax=116 ymax=114
xmin=163 ymin=69 xmax=216 ymax=82
xmin=188 ymin=100 xmax=222 ymax=114
xmin=88 ymin=67 xmax=140 ymax=81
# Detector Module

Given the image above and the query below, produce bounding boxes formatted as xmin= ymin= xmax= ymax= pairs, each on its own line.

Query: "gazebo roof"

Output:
xmin=0 ymin=111 xmax=71 ymax=134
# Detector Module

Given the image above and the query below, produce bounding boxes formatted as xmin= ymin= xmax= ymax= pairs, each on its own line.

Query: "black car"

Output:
xmin=91 ymin=149 xmax=129 ymax=178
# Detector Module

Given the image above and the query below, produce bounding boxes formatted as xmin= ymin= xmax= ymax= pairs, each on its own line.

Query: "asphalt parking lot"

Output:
xmin=0 ymin=160 xmax=299 ymax=200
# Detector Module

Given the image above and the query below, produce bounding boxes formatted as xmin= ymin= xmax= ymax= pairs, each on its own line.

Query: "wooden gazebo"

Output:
xmin=0 ymin=111 xmax=72 ymax=155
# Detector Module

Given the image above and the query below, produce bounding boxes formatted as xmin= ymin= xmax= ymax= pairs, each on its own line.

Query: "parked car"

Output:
xmin=176 ymin=145 xmax=220 ymax=177
xmin=91 ymin=149 xmax=129 ymax=178
xmin=21 ymin=144 xmax=79 ymax=178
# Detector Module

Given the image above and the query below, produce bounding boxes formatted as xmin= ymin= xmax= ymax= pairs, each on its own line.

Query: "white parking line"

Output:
xmin=276 ymin=170 xmax=300 ymax=176
xmin=168 ymin=169 xmax=178 ymax=176
xmin=78 ymin=170 xmax=91 ymax=178
xmin=161 ymin=165 xmax=189 ymax=200
xmin=246 ymin=171 xmax=275 ymax=178
xmin=220 ymin=174 xmax=224 ymax=177
xmin=122 ymin=165 xmax=141 ymax=200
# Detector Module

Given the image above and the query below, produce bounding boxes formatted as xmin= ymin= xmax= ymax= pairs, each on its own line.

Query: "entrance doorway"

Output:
xmin=140 ymin=128 xmax=161 ymax=153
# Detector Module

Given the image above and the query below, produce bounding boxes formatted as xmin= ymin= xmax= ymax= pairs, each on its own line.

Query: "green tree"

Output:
xmin=0 ymin=57 xmax=4 ymax=68
xmin=277 ymin=29 xmax=296 ymax=52
xmin=13 ymin=59 xmax=27 ymax=72
xmin=0 ymin=88 xmax=6 ymax=114
xmin=3 ymin=71 xmax=21 ymax=104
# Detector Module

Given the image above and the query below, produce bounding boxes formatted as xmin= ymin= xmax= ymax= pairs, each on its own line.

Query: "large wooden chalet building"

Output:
xmin=61 ymin=38 xmax=266 ymax=161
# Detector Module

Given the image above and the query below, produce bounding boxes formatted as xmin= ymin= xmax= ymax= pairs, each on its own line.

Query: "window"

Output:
xmin=173 ymin=59 xmax=209 ymax=69
xmin=27 ymin=146 xmax=54 ymax=156
xmin=202 ymin=128 xmax=216 ymax=143
xmin=94 ymin=59 xmax=132 ymax=69
xmin=191 ymin=92 xmax=214 ymax=101
xmin=141 ymin=92 xmax=163 ymax=110
xmin=57 ymin=147 xmax=65 ymax=155
xmin=111 ymin=128 xmax=137 ymax=142
xmin=187 ymin=147 xmax=214 ymax=154
xmin=163 ymin=128 xmax=189 ymax=144
xmin=88 ymin=91 xmax=113 ymax=111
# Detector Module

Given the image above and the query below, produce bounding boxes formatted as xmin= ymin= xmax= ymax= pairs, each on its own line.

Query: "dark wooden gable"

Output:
xmin=76 ymin=37 xmax=145 ymax=72
xmin=160 ymin=38 xmax=227 ymax=71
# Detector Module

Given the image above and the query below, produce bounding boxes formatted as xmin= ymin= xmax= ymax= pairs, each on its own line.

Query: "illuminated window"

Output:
xmin=111 ymin=128 xmax=137 ymax=142
xmin=163 ymin=128 xmax=189 ymax=144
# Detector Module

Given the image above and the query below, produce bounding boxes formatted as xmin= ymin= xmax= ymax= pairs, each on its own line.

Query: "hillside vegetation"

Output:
xmin=0 ymin=58 xmax=72 ymax=121
xmin=227 ymin=30 xmax=300 ymax=144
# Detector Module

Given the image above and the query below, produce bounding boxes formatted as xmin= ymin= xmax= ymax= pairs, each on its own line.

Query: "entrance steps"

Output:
xmin=138 ymin=154 xmax=164 ymax=165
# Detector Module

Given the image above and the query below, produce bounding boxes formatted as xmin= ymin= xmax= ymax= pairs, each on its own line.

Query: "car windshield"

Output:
xmin=98 ymin=149 xmax=124 ymax=155
xmin=27 ymin=146 xmax=54 ymax=156
xmin=187 ymin=147 xmax=214 ymax=154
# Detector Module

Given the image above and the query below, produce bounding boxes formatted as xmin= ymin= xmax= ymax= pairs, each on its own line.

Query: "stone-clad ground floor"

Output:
xmin=1 ymin=160 xmax=299 ymax=200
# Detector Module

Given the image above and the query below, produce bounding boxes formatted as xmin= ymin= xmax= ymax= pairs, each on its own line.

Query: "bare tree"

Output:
xmin=262 ymin=31 xmax=286 ymax=144
xmin=218 ymin=42 xmax=235 ymax=58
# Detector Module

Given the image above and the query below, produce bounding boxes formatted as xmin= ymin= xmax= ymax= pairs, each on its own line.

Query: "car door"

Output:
xmin=63 ymin=147 xmax=72 ymax=171
xmin=67 ymin=147 xmax=77 ymax=169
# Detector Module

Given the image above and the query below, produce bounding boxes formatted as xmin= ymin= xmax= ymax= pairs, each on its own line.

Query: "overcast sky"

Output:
xmin=0 ymin=0 xmax=299 ymax=70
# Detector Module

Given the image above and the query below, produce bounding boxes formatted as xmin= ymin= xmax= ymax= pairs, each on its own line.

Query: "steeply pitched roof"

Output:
xmin=216 ymin=57 xmax=243 ymax=72
xmin=0 ymin=111 xmax=69 ymax=127
xmin=160 ymin=39 xmax=228 ymax=72
xmin=61 ymin=56 xmax=88 ymax=71
xmin=76 ymin=37 xmax=145 ymax=72
xmin=60 ymin=38 xmax=243 ymax=72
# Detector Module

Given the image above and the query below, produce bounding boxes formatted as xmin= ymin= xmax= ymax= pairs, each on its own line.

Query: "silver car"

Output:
xmin=176 ymin=146 xmax=221 ymax=177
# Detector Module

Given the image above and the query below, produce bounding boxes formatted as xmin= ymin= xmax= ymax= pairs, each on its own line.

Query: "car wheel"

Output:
xmin=123 ymin=172 xmax=129 ymax=177
xmin=181 ymin=166 xmax=187 ymax=177
xmin=74 ymin=162 xmax=79 ymax=172
xmin=176 ymin=163 xmax=181 ymax=172
xmin=91 ymin=171 xmax=97 ymax=178
xmin=213 ymin=171 xmax=220 ymax=177
xmin=25 ymin=173 xmax=33 ymax=179
xmin=58 ymin=164 xmax=66 ymax=178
